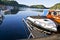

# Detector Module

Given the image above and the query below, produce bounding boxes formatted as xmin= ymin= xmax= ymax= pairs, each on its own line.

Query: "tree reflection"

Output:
xmin=0 ymin=16 xmax=4 ymax=25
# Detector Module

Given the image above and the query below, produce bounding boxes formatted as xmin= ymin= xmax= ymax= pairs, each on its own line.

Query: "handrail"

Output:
xmin=22 ymin=18 xmax=35 ymax=39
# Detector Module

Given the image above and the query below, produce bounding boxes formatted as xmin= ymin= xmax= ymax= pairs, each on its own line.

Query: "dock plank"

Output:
xmin=25 ymin=19 xmax=50 ymax=38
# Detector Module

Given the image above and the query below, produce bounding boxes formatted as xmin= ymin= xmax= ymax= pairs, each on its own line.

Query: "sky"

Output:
xmin=15 ymin=0 xmax=60 ymax=7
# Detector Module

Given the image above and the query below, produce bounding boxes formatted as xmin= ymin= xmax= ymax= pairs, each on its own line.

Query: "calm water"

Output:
xmin=0 ymin=8 xmax=48 ymax=40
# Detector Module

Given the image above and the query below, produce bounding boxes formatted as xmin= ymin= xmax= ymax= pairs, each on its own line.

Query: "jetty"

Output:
xmin=17 ymin=34 xmax=60 ymax=40
xmin=2 ymin=10 xmax=10 ymax=13
xmin=18 ymin=16 xmax=60 ymax=40
xmin=22 ymin=18 xmax=52 ymax=39
xmin=0 ymin=9 xmax=11 ymax=15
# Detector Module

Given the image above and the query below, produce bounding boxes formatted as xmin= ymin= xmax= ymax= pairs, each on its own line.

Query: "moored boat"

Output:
xmin=27 ymin=17 xmax=57 ymax=32
xmin=46 ymin=10 xmax=60 ymax=24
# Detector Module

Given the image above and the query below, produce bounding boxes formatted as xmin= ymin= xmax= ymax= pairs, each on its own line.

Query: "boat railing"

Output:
xmin=22 ymin=18 xmax=35 ymax=39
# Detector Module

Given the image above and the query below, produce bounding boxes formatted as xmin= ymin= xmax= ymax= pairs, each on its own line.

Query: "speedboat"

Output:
xmin=27 ymin=17 xmax=57 ymax=32
xmin=46 ymin=10 xmax=60 ymax=24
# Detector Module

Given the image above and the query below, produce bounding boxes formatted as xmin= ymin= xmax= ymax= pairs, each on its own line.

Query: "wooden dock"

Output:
xmin=17 ymin=18 xmax=60 ymax=40
xmin=16 ymin=18 xmax=60 ymax=40
xmin=0 ymin=10 xmax=11 ymax=15
xmin=2 ymin=10 xmax=10 ymax=13
xmin=17 ymin=34 xmax=60 ymax=40
xmin=22 ymin=18 xmax=51 ymax=39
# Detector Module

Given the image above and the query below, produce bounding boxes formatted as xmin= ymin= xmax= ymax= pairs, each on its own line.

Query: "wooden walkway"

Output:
xmin=17 ymin=16 xmax=60 ymax=40
xmin=22 ymin=18 xmax=51 ymax=39
xmin=17 ymin=34 xmax=60 ymax=40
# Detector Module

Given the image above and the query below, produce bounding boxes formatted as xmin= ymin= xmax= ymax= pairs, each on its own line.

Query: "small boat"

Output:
xmin=27 ymin=17 xmax=57 ymax=32
xmin=46 ymin=10 xmax=60 ymax=24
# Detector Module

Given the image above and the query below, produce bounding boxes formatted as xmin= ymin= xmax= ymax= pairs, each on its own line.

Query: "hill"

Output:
xmin=0 ymin=1 xmax=29 ymax=7
xmin=30 ymin=5 xmax=48 ymax=9
xmin=50 ymin=3 xmax=60 ymax=10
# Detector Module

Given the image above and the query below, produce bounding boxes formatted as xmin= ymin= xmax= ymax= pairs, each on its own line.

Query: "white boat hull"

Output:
xmin=27 ymin=17 xmax=57 ymax=32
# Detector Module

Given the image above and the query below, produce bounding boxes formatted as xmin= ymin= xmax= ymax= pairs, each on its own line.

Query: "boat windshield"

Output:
xmin=51 ymin=11 xmax=57 ymax=16
xmin=54 ymin=11 xmax=57 ymax=15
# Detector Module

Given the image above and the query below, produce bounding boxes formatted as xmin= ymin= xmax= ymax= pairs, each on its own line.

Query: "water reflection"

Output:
xmin=11 ymin=9 xmax=19 ymax=14
xmin=0 ymin=20 xmax=3 ymax=25
xmin=4 ymin=8 xmax=46 ymax=15
xmin=0 ymin=8 xmax=48 ymax=40
xmin=0 ymin=16 xmax=4 ymax=25
xmin=4 ymin=9 xmax=19 ymax=15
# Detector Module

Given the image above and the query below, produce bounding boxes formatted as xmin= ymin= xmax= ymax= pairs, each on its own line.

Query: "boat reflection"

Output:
xmin=0 ymin=15 xmax=4 ymax=25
